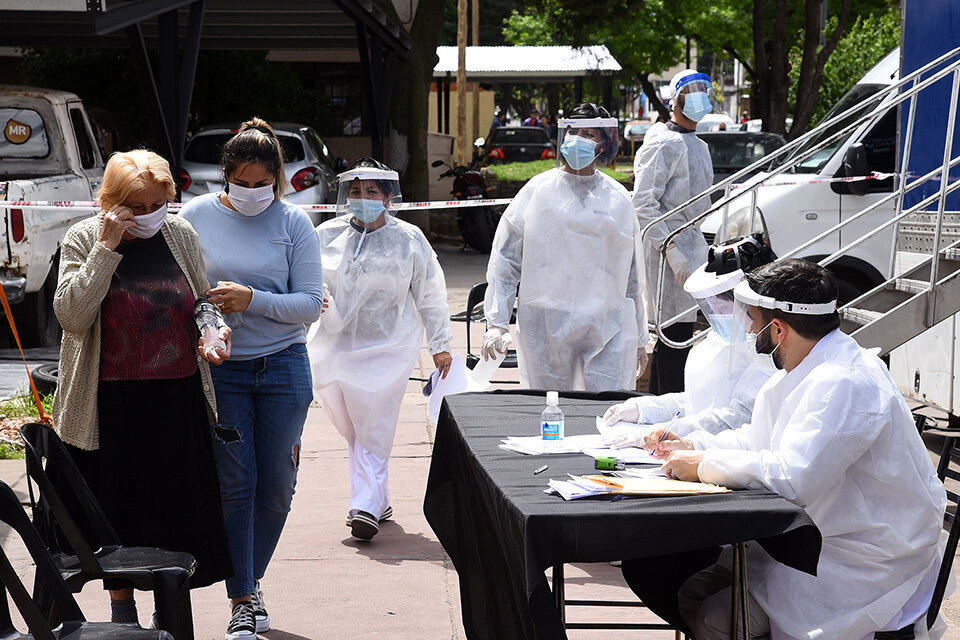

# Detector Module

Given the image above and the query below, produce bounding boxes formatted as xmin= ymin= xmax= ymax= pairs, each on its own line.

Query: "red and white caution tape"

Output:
xmin=0 ymin=197 xmax=515 ymax=213
xmin=729 ymin=172 xmax=896 ymax=189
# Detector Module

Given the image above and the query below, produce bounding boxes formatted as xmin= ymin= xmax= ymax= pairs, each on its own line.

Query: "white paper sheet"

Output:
xmin=427 ymin=355 xmax=486 ymax=425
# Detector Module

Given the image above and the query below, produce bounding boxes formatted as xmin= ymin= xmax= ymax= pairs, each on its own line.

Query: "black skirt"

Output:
xmin=67 ymin=371 xmax=233 ymax=589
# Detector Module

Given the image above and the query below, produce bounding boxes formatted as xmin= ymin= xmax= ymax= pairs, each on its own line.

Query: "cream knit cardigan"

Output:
xmin=52 ymin=213 xmax=222 ymax=450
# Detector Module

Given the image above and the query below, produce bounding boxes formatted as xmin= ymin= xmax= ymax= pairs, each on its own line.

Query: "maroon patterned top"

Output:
xmin=99 ymin=233 xmax=198 ymax=380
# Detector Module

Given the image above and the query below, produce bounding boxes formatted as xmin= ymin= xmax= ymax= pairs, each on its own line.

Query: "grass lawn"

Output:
xmin=486 ymin=160 xmax=633 ymax=184
xmin=0 ymin=391 xmax=54 ymax=460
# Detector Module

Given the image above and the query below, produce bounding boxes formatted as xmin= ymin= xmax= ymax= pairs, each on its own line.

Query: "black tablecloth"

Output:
xmin=424 ymin=390 xmax=823 ymax=640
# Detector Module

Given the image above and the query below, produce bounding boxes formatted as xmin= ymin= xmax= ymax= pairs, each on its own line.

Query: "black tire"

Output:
xmin=30 ymin=363 xmax=58 ymax=396
xmin=457 ymin=206 xmax=503 ymax=254
xmin=11 ymin=265 xmax=61 ymax=348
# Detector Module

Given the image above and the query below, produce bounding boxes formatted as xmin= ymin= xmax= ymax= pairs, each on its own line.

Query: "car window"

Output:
xmin=491 ymin=128 xmax=548 ymax=144
xmin=185 ymin=132 xmax=306 ymax=164
xmin=861 ymin=108 xmax=897 ymax=192
xmin=702 ymin=135 xmax=785 ymax=169
xmin=0 ymin=108 xmax=49 ymax=158
xmin=69 ymin=107 xmax=98 ymax=169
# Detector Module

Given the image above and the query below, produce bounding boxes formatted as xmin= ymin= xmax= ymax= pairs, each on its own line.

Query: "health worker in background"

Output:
xmin=482 ymin=102 xmax=647 ymax=392
xmin=180 ymin=118 xmax=323 ymax=640
xmin=634 ymin=69 xmax=716 ymax=394
xmin=308 ymin=159 xmax=453 ymax=542
xmin=646 ymin=259 xmax=947 ymax=640
xmin=601 ymin=234 xmax=777 ymax=445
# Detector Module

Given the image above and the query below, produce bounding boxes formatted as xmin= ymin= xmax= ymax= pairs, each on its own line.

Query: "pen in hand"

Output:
xmin=652 ymin=411 xmax=682 ymax=456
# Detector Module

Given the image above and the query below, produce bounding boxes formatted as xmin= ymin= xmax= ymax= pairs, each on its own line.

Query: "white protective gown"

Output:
xmin=309 ymin=217 xmax=453 ymax=459
xmin=621 ymin=330 xmax=776 ymax=435
xmin=633 ymin=122 xmax=713 ymax=324
xmin=687 ymin=329 xmax=946 ymax=640
xmin=484 ymin=168 xmax=647 ymax=392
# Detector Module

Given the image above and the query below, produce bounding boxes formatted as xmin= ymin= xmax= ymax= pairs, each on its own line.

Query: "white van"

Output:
xmin=701 ymin=49 xmax=900 ymax=301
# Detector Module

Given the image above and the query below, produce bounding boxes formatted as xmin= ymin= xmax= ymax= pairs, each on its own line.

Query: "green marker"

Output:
xmin=594 ymin=456 xmax=625 ymax=471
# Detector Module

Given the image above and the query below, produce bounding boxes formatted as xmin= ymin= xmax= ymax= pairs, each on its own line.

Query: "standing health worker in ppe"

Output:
xmin=648 ymin=259 xmax=947 ymax=640
xmin=482 ymin=102 xmax=647 ymax=392
xmin=602 ymin=235 xmax=777 ymax=447
xmin=634 ymin=69 xmax=716 ymax=394
xmin=308 ymin=159 xmax=453 ymax=542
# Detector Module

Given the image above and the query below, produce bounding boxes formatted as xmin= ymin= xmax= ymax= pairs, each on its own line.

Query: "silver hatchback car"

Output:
xmin=180 ymin=122 xmax=346 ymax=225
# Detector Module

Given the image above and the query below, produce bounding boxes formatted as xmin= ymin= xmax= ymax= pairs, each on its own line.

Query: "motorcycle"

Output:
xmin=432 ymin=138 xmax=504 ymax=253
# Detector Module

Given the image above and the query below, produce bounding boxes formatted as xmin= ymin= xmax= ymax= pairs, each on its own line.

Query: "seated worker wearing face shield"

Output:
xmin=600 ymin=235 xmax=777 ymax=446
xmin=638 ymin=259 xmax=947 ymax=640
xmin=482 ymin=103 xmax=647 ymax=392
xmin=634 ymin=69 xmax=717 ymax=394
xmin=308 ymin=159 xmax=453 ymax=541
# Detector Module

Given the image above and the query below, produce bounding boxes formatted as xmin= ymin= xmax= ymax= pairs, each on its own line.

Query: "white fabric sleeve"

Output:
xmin=626 ymin=222 xmax=649 ymax=348
xmin=484 ymin=185 xmax=530 ymax=331
xmin=697 ymin=378 xmax=886 ymax=504
xmin=632 ymin=137 xmax=683 ymax=250
xmin=623 ymin=393 xmax=683 ymax=424
xmin=411 ymin=237 xmax=453 ymax=355
xmin=685 ymin=424 xmax=752 ymax=450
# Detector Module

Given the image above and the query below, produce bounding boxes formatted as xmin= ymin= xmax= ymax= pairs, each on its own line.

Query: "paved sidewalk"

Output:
xmin=0 ymin=242 xmax=956 ymax=639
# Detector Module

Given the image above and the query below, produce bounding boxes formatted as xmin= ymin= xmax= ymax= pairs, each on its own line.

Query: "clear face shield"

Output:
xmin=556 ymin=117 xmax=620 ymax=171
xmin=336 ymin=168 xmax=401 ymax=225
xmin=729 ymin=279 xmax=838 ymax=373
xmin=673 ymin=74 xmax=719 ymax=123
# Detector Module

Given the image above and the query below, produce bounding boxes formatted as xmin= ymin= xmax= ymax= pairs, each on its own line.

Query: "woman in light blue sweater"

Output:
xmin=180 ymin=118 xmax=323 ymax=640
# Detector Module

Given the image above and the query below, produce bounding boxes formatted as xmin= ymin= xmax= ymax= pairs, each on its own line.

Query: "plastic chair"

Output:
xmin=0 ymin=480 xmax=173 ymax=640
xmin=463 ymin=282 xmax=519 ymax=380
xmin=19 ymin=423 xmax=197 ymax=640
xmin=873 ymin=434 xmax=960 ymax=640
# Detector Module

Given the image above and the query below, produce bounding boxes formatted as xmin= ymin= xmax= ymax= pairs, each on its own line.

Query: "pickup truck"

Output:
xmin=0 ymin=86 xmax=104 ymax=346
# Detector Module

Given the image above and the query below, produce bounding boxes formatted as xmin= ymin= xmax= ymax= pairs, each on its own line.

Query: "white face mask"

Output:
xmin=126 ymin=203 xmax=167 ymax=239
xmin=226 ymin=183 xmax=275 ymax=216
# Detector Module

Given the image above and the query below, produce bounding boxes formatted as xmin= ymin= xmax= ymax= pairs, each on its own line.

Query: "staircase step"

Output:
xmin=944 ymin=247 xmax=960 ymax=261
xmin=893 ymin=278 xmax=930 ymax=295
xmin=841 ymin=307 xmax=883 ymax=327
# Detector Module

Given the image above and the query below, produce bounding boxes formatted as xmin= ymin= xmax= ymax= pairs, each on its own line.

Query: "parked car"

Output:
xmin=696 ymin=113 xmax=736 ymax=132
xmin=484 ymin=126 xmax=555 ymax=164
xmin=0 ymin=85 xmax=105 ymax=346
xmin=697 ymin=131 xmax=786 ymax=186
xmin=180 ymin=123 xmax=346 ymax=224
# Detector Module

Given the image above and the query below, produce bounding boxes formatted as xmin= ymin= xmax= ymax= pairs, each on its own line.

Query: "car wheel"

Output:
xmin=30 ymin=363 xmax=58 ymax=396
xmin=457 ymin=206 xmax=503 ymax=253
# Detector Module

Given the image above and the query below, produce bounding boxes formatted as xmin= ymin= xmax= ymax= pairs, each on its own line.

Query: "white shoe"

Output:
xmin=251 ymin=581 xmax=271 ymax=633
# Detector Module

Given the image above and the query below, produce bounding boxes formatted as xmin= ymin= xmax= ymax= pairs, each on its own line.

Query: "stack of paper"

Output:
xmin=499 ymin=434 xmax=608 ymax=455
xmin=545 ymin=472 xmax=728 ymax=500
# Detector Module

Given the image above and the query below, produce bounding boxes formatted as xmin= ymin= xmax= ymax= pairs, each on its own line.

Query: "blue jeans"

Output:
xmin=209 ymin=343 xmax=313 ymax=598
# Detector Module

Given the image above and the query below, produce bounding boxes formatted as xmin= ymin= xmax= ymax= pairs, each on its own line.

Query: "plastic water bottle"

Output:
xmin=194 ymin=298 xmax=226 ymax=358
xmin=541 ymin=391 xmax=564 ymax=441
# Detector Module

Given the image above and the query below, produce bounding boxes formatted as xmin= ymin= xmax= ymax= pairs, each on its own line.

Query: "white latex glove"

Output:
xmin=636 ymin=348 xmax=649 ymax=380
xmin=481 ymin=327 xmax=510 ymax=361
xmin=665 ymin=244 xmax=693 ymax=283
xmin=602 ymin=401 xmax=640 ymax=426
xmin=600 ymin=425 xmax=649 ymax=449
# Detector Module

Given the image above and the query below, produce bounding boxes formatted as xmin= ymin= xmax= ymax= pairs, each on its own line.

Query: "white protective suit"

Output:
xmin=633 ymin=122 xmax=713 ymax=324
xmin=686 ymin=329 xmax=946 ymax=640
xmin=484 ymin=168 xmax=647 ymax=392
xmin=309 ymin=216 xmax=453 ymax=460
xmin=621 ymin=330 xmax=776 ymax=435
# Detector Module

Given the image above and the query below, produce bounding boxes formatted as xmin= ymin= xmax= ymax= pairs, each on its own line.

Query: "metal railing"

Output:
xmin=644 ymin=46 xmax=960 ymax=348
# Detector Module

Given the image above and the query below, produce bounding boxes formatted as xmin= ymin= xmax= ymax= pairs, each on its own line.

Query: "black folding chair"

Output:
xmin=0 ymin=480 xmax=173 ymax=640
xmin=20 ymin=423 xmax=196 ymax=640
xmin=463 ymin=281 xmax=520 ymax=381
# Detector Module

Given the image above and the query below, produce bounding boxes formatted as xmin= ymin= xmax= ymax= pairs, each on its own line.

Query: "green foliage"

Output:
xmin=0 ymin=442 xmax=24 ymax=461
xmin=788 ymin=7 xmax=900 ymax=127
xmin=488 ymin=159 xmax=630 ymax=183
xmin=0 ymin=392 xmax=52 ymax=419
xmin=502 ymin=10 xmax=557 ymax=45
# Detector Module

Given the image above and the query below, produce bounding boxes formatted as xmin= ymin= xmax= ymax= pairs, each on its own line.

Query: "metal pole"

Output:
xmin=471 ymin=0 xmax=480 ymax=146
xmin=553 ymin=564 xmax=566 ymax=625
xmin=738 ymin=543 xmax=750 ymax=640
xmin=927 ymin=68 xmax=960 ymax=326
xmin=730 ymin=543 xmax=740 ymax=639
xmin=889 ymin=77 xmax=919 ymax=279
xmin=456 ymin=0 xmax=468 ymax=166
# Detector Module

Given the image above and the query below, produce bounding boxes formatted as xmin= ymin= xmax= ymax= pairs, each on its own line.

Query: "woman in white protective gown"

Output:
xmin=308 ymin=159 xmax=453 ymax=541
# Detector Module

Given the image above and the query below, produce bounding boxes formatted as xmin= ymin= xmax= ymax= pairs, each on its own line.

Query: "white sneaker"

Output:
xmin=345 ymin=505 xmax=393 ymax=526
xmin=251 ymin=581 xmax=271 ymax=633
xmin=225 ymin=601 xmax=256 ymax=640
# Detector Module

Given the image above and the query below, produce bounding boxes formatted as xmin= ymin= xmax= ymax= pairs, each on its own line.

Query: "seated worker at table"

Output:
xmin=599 ymin=234 xmax=777 ymax=446
xmin=640 ymin=258 xmax=947 ymax=640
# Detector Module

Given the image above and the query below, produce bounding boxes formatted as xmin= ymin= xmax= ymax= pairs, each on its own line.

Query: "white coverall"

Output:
xmin=484 ymin=168 xmax=647 ymax=392
xmin=683 ymin=329 xmax=946 ymax=640
xmin=633 ymin=122 xmax=713 ymax=324
xmin=308 ymin=217 xmax=453 ymax=518
xmin=620 ymin=330 xmax=776 ymax=435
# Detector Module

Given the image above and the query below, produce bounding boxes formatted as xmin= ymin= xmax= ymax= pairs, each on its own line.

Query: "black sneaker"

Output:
xmin=251 ymin=581 xmax=270 ymax=633
xmin=350 ymin=510 xmax=379 ymax=540
xmin=345 ymin=505 xmax=393 ymax=526
xmin=225 ymin=601 xmax=256 ymax=640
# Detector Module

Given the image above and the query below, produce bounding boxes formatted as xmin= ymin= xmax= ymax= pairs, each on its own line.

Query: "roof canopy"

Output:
xmin=433 ymin=45 xmax=622 ymax=82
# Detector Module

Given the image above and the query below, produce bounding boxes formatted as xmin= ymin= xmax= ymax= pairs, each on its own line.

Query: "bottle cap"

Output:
xmin=546 ymin=391 xmax=559 ymax=405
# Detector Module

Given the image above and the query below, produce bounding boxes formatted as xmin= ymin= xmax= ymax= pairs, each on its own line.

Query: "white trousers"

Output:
xmin=347 ymin=437 xmax=390 ymax=520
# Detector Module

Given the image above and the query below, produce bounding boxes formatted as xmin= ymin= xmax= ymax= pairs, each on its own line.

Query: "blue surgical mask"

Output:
xmin=682 ymin=91 xmax=713 ymax=122
xmin=560 ymin=134 xmax=598 ymax=170
xmin=709 ymin=314 xmax=733 ymax=341
xmin=349 ymin=198 xmax=385 ymax=223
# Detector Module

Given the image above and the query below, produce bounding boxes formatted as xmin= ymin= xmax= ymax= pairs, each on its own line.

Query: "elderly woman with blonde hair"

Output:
xmin=52 ymin=149 xmax=234 ymax=623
